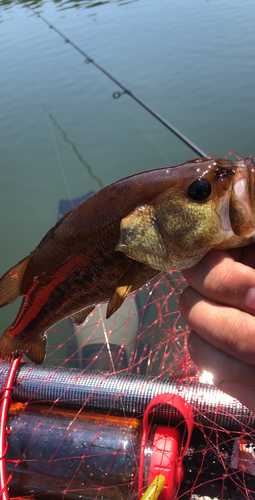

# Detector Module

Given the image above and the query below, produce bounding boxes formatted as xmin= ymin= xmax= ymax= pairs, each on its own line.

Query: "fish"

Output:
xmin=0 ymin=156 xmax=255 ymax=364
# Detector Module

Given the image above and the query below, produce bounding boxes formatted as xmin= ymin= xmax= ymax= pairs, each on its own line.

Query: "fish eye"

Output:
xmin=188 ymin=179 xmax=212 ymax=201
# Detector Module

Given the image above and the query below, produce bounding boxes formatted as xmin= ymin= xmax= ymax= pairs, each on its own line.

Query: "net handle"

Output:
xmin=138 ymin=393 xmax=194 ymax=499
xmin=0 ymin=355 xmax=23 ymax=500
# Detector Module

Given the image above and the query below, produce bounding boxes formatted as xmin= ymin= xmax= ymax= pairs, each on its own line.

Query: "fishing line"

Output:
xmin=28 ymin=6 xmax=208 ymax=159
xmin=120 ymin=103 xmax=172 ymax=164
xmin=98 ymin=305 xmax=141 ymax=475
xmin=99 ymin=306 xmax=116 ymax=373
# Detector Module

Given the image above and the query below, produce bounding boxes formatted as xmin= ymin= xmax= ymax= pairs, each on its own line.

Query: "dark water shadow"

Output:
xmin=43 ymin=104 xmax=103 ymax=190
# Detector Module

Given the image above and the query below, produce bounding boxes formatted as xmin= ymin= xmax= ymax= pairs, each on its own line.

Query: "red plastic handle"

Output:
xmin=138 ymin=393 xmax=193 ymax=499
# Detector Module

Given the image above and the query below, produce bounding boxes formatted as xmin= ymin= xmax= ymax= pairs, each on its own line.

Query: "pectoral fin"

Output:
xmin=116 ymin=205 xmax=169 ymax=271
xmin=72 ymin=306 xmax=95 ymax=327
xmin=106 ymin=262 xmax=141 ymax=319
xmin=0 ymin=254 xmax=32 ymax=308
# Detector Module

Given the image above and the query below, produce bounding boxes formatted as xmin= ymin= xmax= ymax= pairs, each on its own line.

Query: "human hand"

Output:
xmin=179 ymin=244 xmax=255 ymax=412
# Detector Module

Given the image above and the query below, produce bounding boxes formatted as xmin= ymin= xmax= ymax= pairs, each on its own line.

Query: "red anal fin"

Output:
xmin=0 ymin=329 xmax=46 ymax=364
xmin=0 ymin=254 xmax=32 ymax=308
xmin=72 ymin=306 xmax=95 ymax=327
xmin=106 ymin=262 xmax=140 ymax=319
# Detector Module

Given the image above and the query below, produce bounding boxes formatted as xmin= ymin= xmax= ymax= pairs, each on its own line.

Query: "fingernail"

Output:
xmin=245 ymin=287 xmax=255 ymax=311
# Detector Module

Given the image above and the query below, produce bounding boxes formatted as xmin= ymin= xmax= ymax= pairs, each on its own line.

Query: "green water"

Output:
xmin=0 ymin=0 xmax=255 ymax=348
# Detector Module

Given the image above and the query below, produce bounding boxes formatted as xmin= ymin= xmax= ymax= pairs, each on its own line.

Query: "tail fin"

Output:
xmin=0 ymin=254 xmax=32 ymax=308
xmin=0 ymin=330 xmax=46 ymax=364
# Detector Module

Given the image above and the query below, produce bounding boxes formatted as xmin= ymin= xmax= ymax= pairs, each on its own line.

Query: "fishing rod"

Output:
xmin=28 ymin=7 xmax=208 ymax=159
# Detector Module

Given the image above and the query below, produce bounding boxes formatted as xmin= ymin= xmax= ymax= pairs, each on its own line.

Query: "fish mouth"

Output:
xmin=221 ymin=159 xmax=255 ymax=241
xmin=233 ymin=172 xmax=253 ymax=219
xmin=220 ymin=188 xmax=235 ymax=240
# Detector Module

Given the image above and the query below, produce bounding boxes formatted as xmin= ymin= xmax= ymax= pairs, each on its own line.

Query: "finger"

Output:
xmin=179 ymin=287 xmax=255 ymax=366
xmin=213 ymin=381 xmax=255 ymax=413
xmin=181 ymin=249 xmax=255 ymax=315
xmin=228 ymin=243 xmax=255 ymax=267
xmin=188 ymin=330 xmax=255 ymax=387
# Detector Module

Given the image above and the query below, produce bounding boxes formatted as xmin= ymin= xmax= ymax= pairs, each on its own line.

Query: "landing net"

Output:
xmin=1 ymin=153 xmax=255 ymax=500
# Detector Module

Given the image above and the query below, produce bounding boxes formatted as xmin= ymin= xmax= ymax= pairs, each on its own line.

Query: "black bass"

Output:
xmin=0 ymin=157 xmax=254 ymax=364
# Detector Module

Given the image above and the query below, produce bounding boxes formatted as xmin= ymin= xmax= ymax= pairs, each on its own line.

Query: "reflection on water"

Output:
xmin=43 ymin=105 xmax=104 ymax=189
xmin=0 ymin=0 xmax=137 ymax=11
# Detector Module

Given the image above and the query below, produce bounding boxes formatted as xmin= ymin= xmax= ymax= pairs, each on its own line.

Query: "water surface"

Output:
xmin=0 ymin=0 xmax=255 ymax=357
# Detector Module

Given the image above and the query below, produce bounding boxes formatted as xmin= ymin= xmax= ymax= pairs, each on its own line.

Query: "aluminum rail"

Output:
xmin=0 ymin=362 xmax=253 ymax=432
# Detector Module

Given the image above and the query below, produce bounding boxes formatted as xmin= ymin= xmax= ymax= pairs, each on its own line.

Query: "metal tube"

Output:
xmin=0 ymin=362 xmax=253 ymax=432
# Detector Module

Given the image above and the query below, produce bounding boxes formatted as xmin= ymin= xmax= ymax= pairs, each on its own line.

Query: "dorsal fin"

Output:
xmin=0 ymin=254 xmax=32 ymax=308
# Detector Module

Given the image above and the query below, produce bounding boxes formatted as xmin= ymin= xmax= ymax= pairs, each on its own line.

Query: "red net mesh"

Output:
xmin=1 ymin=152 xmax=255 ymax=500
